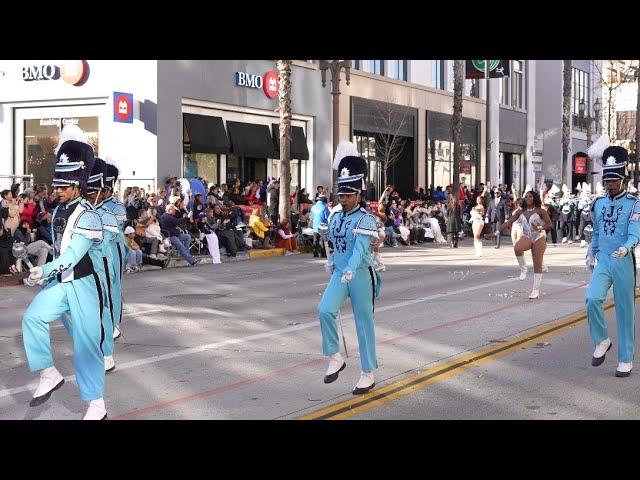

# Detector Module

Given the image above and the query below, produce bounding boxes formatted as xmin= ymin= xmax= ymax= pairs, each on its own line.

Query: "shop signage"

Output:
xmin=21 ymin=60 xmax=89 ymax=86
xmin=465 ymin=60 xmax=510 ymax=79
xmin=235 ymin=71 xmax=279 ymax=99
xmin=574 ymin=155 xmax=587 ymax=174
xmin=459 ymin=161 xmax=471 ymax=174
xmin=113 ymin=92 xmax=134 ymax=123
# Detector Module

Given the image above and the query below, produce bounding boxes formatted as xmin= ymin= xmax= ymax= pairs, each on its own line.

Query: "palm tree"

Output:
xmin=277 ymin=60 xmax=292 ymax=224
xmin=452 ymin=60 xmax=464 ymax=200
xmin=562 ymin=60 xmax=572 ymax=186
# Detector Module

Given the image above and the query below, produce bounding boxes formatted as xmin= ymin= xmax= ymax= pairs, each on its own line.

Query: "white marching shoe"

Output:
xmin=30 ymin=366 xmax=65 ymax=407
xmin=591 ymin=338 xmax=612 ymax=366
xmin=353 ymin=371 xmax=375 ymax=395
xmin=580 ymin=240 xmax=586 ymax=248
xmin=615 ymin=362 xmax=633 ymax=377
xmin=474 ymin=242 xmax=483 ymax=257
xmin=104 ymin=355 xmax=116 ymax=373
xmin=519 ymin=267 xmax=528 ymax=281
xmin=324 ymin=352 xmax=346 ymax=384
xmin=113 ymin=327 xmax=121 ymax=340
xmin=83 ymin=398 xmax=108 ymax=420
xmin=516 ymin=256 xmax=527 ymax=280
xmin=562 ymin=236 xmax=568 ymax=244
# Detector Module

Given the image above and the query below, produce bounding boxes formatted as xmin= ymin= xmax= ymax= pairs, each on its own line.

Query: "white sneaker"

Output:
xmin=104 ymin=355 xmax=116 ymax=373
xmin=562 ymin=237 xmax=568 ymax=244
xmin=568 ymin=239 xmax=573 ymax=245
xmin=30 ymin=366 xmax=64 ymax=406
xmin=324 ymin=352 xmax=346 ymax=384
xmin=113 ymin=327 xmax=121 ymax=340
xmin=519 ymin=267 xmax=528 ymax=281
xmin=528 ymin=288 xmax=540 ymax=299
xmin=580 ymin=240 xmax=586 ymax=248
xmin=83 ymin=398 xmax=107 ymax=420
xmin=616 ymin=362 xmax=633 ymax=377
xmin=353 ymin=371 xmax=375 ymax=395
xmin=592 ymin=338 xmax=612 ymax=366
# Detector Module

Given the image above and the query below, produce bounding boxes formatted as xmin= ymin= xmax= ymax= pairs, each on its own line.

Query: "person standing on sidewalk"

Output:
xmin=486 ymin=187 xmax=509 ymax=249
xmin=585 ymin=137 xmax=640 ymax=377
xmin=318 ymin=152 xmax=382 ymax=395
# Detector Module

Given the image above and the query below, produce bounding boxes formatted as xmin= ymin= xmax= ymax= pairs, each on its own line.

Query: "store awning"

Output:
xmin=226 ymin=121 xmax=276 ymax=158
xmin=183 ymin=113 xmax=230 ymax=154
xmin=271 ymin=124 xmax=310 ymax=160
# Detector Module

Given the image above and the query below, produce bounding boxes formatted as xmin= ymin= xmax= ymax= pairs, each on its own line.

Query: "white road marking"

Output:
xmin=0 ymin=276 xmax=555 ymax=399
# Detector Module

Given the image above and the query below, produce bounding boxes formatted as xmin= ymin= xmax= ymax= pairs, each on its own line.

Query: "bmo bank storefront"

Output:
xmin=0 ymin=60 xmax=331 ymax=194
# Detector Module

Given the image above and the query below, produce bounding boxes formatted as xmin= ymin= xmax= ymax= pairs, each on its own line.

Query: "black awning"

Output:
xmin=183 ymin=113 xmax=230 ymax=154
xmin=226 ymin=121 xmax=276 ymax=158
xmin=271 ymin=124 xmax=310 ymax=160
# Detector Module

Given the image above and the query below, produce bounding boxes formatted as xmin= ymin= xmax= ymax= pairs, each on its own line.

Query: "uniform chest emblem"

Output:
xmin=601 ymin=205 xmax=623 ymax=236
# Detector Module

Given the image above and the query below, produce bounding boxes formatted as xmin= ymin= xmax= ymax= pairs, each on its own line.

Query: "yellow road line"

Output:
xmin=300 ymin=295 xmax=629 ymax=420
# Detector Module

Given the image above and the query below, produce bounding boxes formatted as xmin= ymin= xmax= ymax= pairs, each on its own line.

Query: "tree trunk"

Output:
xmin=562 ymin=60 xmax=572 ymax=187
xmin=277 ymin=60 xmax=292 ymax=224
xmin=452 ymin=60 xmax=464 ymax=201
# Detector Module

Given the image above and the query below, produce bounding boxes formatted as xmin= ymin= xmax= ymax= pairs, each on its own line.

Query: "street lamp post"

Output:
xmin=319 ymin=60 xmax=351 ymax=196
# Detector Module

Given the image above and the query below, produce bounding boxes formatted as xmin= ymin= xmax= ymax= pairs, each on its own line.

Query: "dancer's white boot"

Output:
xmin=516 ymin=255 xmax=527 ymax=280
xmin=474 ymin=241 xmax=483 ymax=257
xmin=529 ymin=273 xmax=543 ymax=299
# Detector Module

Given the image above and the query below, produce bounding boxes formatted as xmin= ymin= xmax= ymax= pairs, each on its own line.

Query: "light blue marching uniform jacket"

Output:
xmin=102 ymin=196 xmax=128 ymax=330
xmin=317 ymin=204 xmax=382 ymax=372
xmin=22 ymin=197 xmax=108 ymax=401
xmin=586 ymin=191 xmax=640 ymax=363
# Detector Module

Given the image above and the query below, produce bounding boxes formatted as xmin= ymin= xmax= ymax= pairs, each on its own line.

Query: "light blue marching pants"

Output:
xmin=585 ymin=253 xmax=636 ymax=363
xmin=111 ymin=239 xmax=125 ymax=330
xmin=22 ymin=277 xmax=107 ymax=401
xmin=318 ymin=266 xmax=379 ymax=372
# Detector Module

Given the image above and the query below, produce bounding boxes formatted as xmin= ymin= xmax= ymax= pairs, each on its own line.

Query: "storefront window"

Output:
xmin=271 ymin=159 xmax=304 ymax=193
xmin=24 ymin=116 xmax=98 ymax=187
xmin=183 ymin=152 xmax=219 ymax=185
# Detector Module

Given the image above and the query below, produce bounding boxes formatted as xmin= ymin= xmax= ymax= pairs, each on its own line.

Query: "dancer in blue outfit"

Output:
xmin=86 ymin=157 xmax=121 ymax=373
xmin=586 ymin=135 xmax=640 ymax=377
xmin=317 ymin=143 xmax=382 ymax=394
xmin=22 ymin=124 xmax=110 ymax=419
xmin=101 ymin=159 xmax=128 ymax=340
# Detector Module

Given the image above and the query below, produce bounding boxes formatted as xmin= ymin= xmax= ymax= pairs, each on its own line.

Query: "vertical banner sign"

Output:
xmin=113 ymin=92 xmax=134 ymax=123
xmin=574 ymin=155 xmax=587 ymax=174
xmin=465 ymin=60 xmax=510 ymax=79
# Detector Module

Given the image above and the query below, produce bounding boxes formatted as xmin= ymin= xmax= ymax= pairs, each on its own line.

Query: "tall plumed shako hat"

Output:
xmin=87 ymin=157 xmax=107 ymax=193
xmin=588 ymin=134 xmax=629 ymax=181
xmin=333 ymin=141 xmax=367 ymax=195
xmin=103 ymin=156 xmax=120 ymax=190
xmin=52 ymin=124 xmax=95 ymax=190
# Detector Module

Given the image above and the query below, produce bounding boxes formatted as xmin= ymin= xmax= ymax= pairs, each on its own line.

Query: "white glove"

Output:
xmin=324 ymin=262 xmax=334 ymax=275
xmin=611 ymin=246 xmax=629 ymax=259
xmin=28 ymin=266 xmax=44 ymax=282
xmin=341 ymin=270 xmax=354 ymax=284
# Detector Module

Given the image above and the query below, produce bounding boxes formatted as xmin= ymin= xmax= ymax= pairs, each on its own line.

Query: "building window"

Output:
xmin=499 ymin=74 xmax=510 ymax=105
xmin=369 ymin=60 xmax=384 ymax=76
xmin=24 ymin=116 xmax=98 ymax=187
xmin=393 ymin=60 xmax=407 ymax=81
xmin=572 ymin=67 xmax=590 ymax=129
xmin=354 ymin=133 xmax=382 ymax=200
xmin=433 ymin=60 xmax=445 ymax=89
xmin=466 ymin=79 xmax=480 ymax=98
xmin=512 ymin=60 xmax=524 ymax=109
xmin=183 ymin=152 xmax=219 ymax=185
xmin=352 ymin=60 xmax=360 ymax=70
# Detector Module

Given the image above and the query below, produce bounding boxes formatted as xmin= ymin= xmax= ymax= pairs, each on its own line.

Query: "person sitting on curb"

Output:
xmin=249 ymin=207 xmax=273 ymax=249
xmin=160 ymin=205 xmax=199 ymax=266
xmin=275 ymin=218 xmax=299 ymax=255
xmin=123 ymin=226 xmax=168 ymax=272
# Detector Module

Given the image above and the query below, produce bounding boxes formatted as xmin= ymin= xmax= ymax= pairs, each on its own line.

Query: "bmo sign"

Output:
xmin=21 ymin=60 xmax=89 ymax=86
xmin=235 ymin=71 xmax=279 ymax=99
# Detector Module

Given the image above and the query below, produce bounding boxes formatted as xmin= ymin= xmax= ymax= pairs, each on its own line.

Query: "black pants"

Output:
xmin=215 ymin=229 xmax=238 ymax=257
xmin=447 ymin=232 xmax=459 ymax=248
xmin=313 ymin=233 xmax=326 ymax=257
xmin=410 ymin=227 xmax=425 ymax=243
xmin=559 ymin=220 xmax=574 ymax=240
xmin=142 ymin=253 xmax=165 ymax=268
xmin=492 ymin=221 xmax=502 ymax=247
xmin=578 ymin=218 xmax=592 ymax=240
xmin=549 ymin=222 xmax=558 ymax=244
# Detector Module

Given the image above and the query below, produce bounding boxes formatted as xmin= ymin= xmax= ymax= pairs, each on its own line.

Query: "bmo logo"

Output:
xmin=22 ymin=60 xmax=89 ymax=86
xmin=113 ymin=92 xmax=134 ymax=124
xmin=235 ymin=71 xmax=279 ymax=99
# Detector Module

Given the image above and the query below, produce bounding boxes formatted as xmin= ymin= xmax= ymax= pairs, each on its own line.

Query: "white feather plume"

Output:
xmin=333 ymin=141 xmax=359 ymax=170
xmin=596 ymin=181 xmax=604 ymax=194
xmin=548 ymin=184 xmax=561 ymax=196
xmin=587 ymin=134 xmax=611 ymax=163
xmin=54 ymin=124 xmax=91 ymax=155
